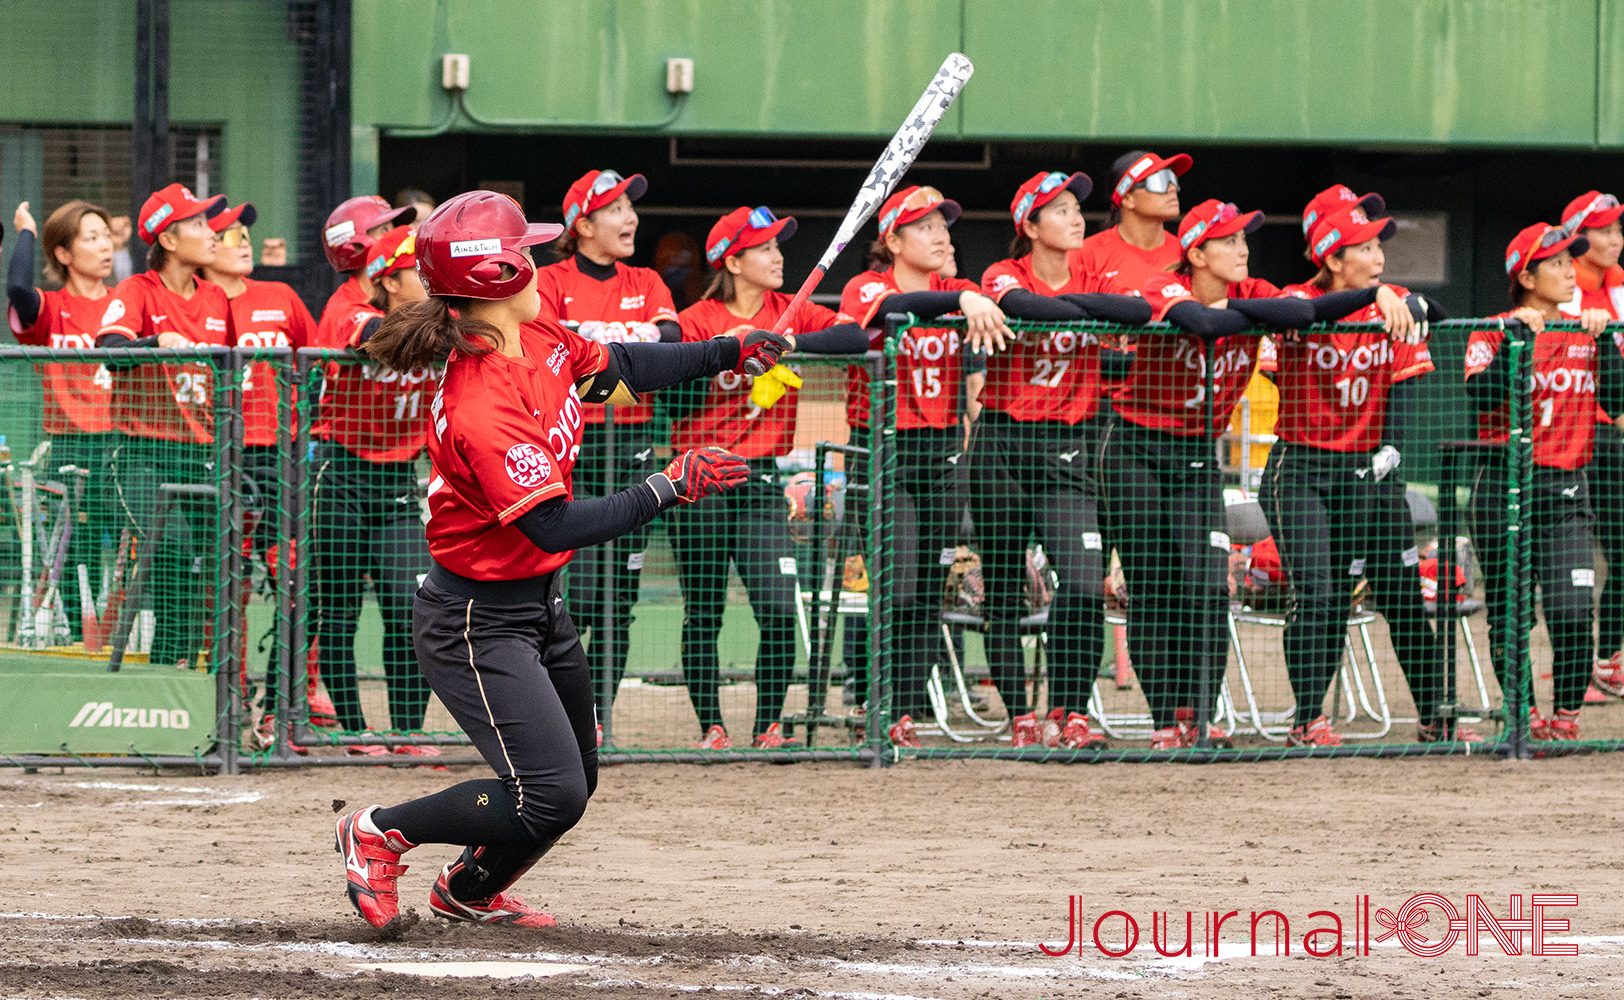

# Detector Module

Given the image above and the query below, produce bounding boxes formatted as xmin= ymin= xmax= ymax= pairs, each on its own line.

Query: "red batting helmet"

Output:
xmin=415 ymin=191 xmax=564 ymax=300
xmin=322 ymin=195 xmax=418 ymax=272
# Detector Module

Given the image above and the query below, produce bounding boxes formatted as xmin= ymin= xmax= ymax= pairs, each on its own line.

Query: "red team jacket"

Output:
xmin=979 ymin=255 xmax=1128 ymax=424
xmin=1568 ymin=256 xmax=1624 ymax=425
xmin=672 ymin=293 xmax=850 ymax=458
xmin=531 ymin=257 xmax=678 ymax=427
xmin=97 ymin=271 xmax=234 ymax=444
xmin=424 ymin=320 xmax=608 ymax=579
xmin=227 ymin=278 xmax=317 ymax=447
xmin=839 ymin=269 xmax=977 ymax=431
xmin=1465 ymin=313 xmax=1601 ymax=470
xmin=9 ymin=288 xmax=115 ymax=435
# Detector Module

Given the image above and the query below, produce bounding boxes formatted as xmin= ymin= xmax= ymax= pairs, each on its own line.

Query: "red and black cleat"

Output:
xmin=429 ymin=863 xmax=557 ymax=928
xmin=335 ymin=805 xmax=415 ymax=928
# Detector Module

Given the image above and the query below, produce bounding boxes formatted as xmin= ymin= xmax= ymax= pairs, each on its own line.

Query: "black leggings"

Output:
xmin=969 ymin=411 xmax=1104 ymax=719
xmin=1587 ymin=422 xmax=1624 ymax=658
xmin=1099 ymin=417 xmax=1228 ymax=731
xmin=1472 ymin=462 xmax=1596 ymax=714
xmin=1259 ymin=441 xmax=1445 ymax=726
xmin=668 ymin=468 xmax=799 ymax=737
xmin=370 ymin=570 xmax=597 ymax=904
xmin=306 ymin=442 xmax=431 ymax=731
xmin=567 ymin=424 xmax=659 ymax=707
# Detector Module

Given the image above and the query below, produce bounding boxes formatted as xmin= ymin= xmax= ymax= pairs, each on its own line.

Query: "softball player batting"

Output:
xmin=1466 ymin=222 xmax=1624 ymax=744
xmin=334 ymin=191 xmax=787 ymax=928
xmin=974 ymin=170 xmax=1152 ymax=749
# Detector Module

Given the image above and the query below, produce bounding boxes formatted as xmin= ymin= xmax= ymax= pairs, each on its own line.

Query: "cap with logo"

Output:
xmin=365 ymin=226 xmax=418 ymax=281
xmin=705 ymin=206 xmax=797 ymax=267
xmin=1176 ymin=198 xmax=1264 ymax=256
xmin=1301 ymin=185 xmax=1385 ymax=239
xmin=322 ymin=195 xmax=419 ymax=273
xmin=1110 ymin=151 xmax=1193 ymax=207
xmin=1306 ymin=204 xmax=1396 ymax=267
xmin=1009 ymin=171 xmax=1093 ymax=230
xmin=1561 ymin=190 xmax=1624 ymax=236
xmin=137 ymin=182 xmax=226 ymax=245
xmin=1504 ymin=222 xmax=1589 ymax=276
xmin=562 ymin=170 xmax=649 ymax=230
xmin=876 ymin=185 xmax=962 ymax=240
xmin=415 ymin=190 xmax=563 ymax=300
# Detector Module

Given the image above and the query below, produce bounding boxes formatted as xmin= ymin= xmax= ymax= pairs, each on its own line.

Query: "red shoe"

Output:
xmin=1175 ymin=706 xmax=1233 ymax=749
xmin=1545 ymin=708 xmax=1581 ymax=741
xmin=393 ymin=744 xmax=448 ymax=770
xmin=751 ymin=722 xmax=803 ymax=749
xmin=1286 ymin=714 xmax=1343 ymax=747
xmin=1416 ymin=719 xmax=1485 ymax=744
xmin=250 ymin=714 xmax=307 ymax=756
xmin=1594 ymin=653 xmax=1624 ymax=697
xmin=429 ymin=864 xmax=556 ymax=928
xmin=1528 ymin=706 xmax=1551 ymax=741
xmin=1056 ymin=711 xmax=1107 ymax=749
xmin=335 ymin=806 xmax=415 ymax=928
xmin=1010 ymin=712 xmax=1043 ymax=748
xmin=1150 ymin=726 xmax=1182 ymax=750
xmin=887 ymin=714 xmax=924 ymax=749
xmin=307 ymin=687 xmax=339 ymax=728
xmin=695 ymin=724 xmax=732 ymax=750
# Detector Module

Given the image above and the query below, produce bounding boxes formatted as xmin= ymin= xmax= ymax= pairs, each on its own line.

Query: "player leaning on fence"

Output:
xmin=332 ymin=190 xmax=788 ymax=929
xmin=7 ymin=200 xmax=118 ymax=644
xmin=972 ymin=170 xmax=1151 ymax=750
xmin=1465 ymin=222 xmax=1624 ymax=745
xmin=94 ymin=183 xmax=234 ymax=669
xmin=667 ymin=206 xmax=869 ymax=750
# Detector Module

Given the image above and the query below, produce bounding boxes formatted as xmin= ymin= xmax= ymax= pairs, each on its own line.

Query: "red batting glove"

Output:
xmin=733 ymin=328 xmax=792 ymax=377
xmin=647 ymin=447 xmax=752 ymax=508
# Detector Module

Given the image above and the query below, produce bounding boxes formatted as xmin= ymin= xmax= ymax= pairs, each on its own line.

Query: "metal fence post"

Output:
xmin=1505 ymin=323 xmax=1535 ymax=759
xmin=215 ymin=347 xmax=244 ymax=775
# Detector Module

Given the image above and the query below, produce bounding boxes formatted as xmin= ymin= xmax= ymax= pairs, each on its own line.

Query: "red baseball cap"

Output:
xmin=208 ymin=202 xmax=258 ymax=232
xmin=365 ymin=227 xmax=417 ymax=281
xmin=1110 ymin=151 xmax=1193 ymax=206
xmin=705 ymin=206 xmax=797 ymax=268
xmin=877 ymin=185 xmax=961 ymax=239
xmin=1505 ymin=222 xmax=1589 ymax=276
xmin=1306 ymin=205 xmax=1396 ymax=267
xmin=137 ymin=182 xmax=226 ymax=245
xmin=563 ymin=169 xmax=648 ymax=230
xmin=1301 ymin=185 xmax=1385 ymax=239
xmin=1009 ymin=171 xmax=1092 ymax=230
xmin=1561 ymin=190 xmax=1624 ymax=234
xmin=1177 ymin=199 xmax=1263 ymax=256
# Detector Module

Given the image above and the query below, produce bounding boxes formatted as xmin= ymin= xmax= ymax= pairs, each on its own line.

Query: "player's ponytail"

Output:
xmin=866 ymin=236 xmax=895 ymax=270
xmin=365 ymin=296 xmax=501 ymax=371
xmin=702 ymin=267 xmax=737 ymax=303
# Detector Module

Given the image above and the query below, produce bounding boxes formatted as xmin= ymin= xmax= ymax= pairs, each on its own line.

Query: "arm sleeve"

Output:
xmin=513 ymin=484 xmax=663 ymax=554
xmin=866 ymin=290 xmax=964 ymax=326
xmin=657 ymin=319 xmax=682 ymax=343
xmin=1056 ymin=292 xmax=1154 ymax=325
xmin=1598 ymin=334 xmax=1624 ymax=420
xmin=1381 ymin=376 xmax=1417 ymax=449
xmin=1225 ymin=296 xmax=1316 ymax=328
xmin=353 ymin=315 xmax=383 ymax=346
xmin=790 ymin=322 xmax=870 ymax=354
xmin=996 ymin=288 xmax=1089 ymax=321
xmin=1164 ymin=300 xmax=1251 ymax=337
xmin=1307 ymin=286 xmax=1380 ymax=322
xmin=1101 ymin=347 xmax=1135 ymax=382
xmin=6 ymin=227 xmax=41 ymax=330
xmin=1407 ymin=293 xmax=1448 ymax=322
xmin=1465 ymin=345 xmax=1508 ymax=411
xmin=608 ymin=336 xmax=739 ymax=392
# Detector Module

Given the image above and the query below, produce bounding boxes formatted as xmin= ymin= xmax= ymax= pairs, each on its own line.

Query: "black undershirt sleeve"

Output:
xmin=657 ymin=319 xmax=682 ymax=343
xmin=1381 ymin=376 xmax=1418 ymax=449
xmin=6 ymin=228 xmax=41 ymax=329
xmin=1056 ymin=293 xmax=1155 ymax=326
xmin=1101 ymin=347 xmax=1135 ymax=382
xmin=1225 ymin=296 xmax=1316 ymax=328
xmin=1308 ymin=286 xmax=1381 ymax=322
xmin=609 ymin=337 xmax=738 ymax=392
xmin=1164 ymin=300 xmax=1251 ymax=337
xmin=1597 ymin=333 xmax=1624 ymax=420
xmin=791 ymin=322 xmax=869 ymax=354
xmin=513 ymin=484 xmax=662 ymax=554
xmin=996 ymin=289 xmax=1088 ymax=321
xmin=1407 ymin=293 xmax=1448 ymax=322
xmin=354 ymin=315 xmax=382 ymax=346
xmin=867 ymin=290 xmax=964 ymax=326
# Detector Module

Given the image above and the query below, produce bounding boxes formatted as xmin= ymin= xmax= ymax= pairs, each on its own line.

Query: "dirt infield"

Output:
xmin=2 ymin=756 xmax=1621 ymax=998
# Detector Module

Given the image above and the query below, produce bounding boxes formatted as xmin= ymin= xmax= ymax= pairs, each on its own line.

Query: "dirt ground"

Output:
xmin=2 ymin=755 xmax=1622 ymax=999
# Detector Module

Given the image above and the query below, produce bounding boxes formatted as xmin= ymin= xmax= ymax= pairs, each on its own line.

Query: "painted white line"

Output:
xmin=353 ymin=961 xmax=589 ymax=978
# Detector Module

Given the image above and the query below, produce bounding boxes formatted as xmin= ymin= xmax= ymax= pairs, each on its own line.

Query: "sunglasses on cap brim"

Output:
xmin=1564 ymin=193 xmax=1622 ymax=236
xmin=879 ymin=187 xmax=952 ymax=235
xmin=708 ymin=207 xmax=791 ymax=265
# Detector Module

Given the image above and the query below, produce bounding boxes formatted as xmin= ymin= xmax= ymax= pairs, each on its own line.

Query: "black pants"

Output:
xmin=111 ymin=435 xmax=216 ymax=666
xmin=1587 ymin=422 xmax=1624 ymax=658
xmin=1099 ymin=417 xmax=1228 ymax=731
xmin=1472 ymin=462 xmax=1596 ymax=714
xmin=49 ymin=432 xmax=116 ymax=644
xmin=567 ymin=423 xmax=659 ymax=706
xmin=370 ymin=569 xmax=597 ymax=904
xmin=1259 ymin=441 xmax=1445 ymax=727
xmin=668 ymin=466 xmax=800 ymax=737
xmin=847 ymin=425 xmax=963 ymax=720
xmin=305 ymin=441 xmax=431 ymax=731
xmin=969 ymin=411 xmax=1104 ymax=719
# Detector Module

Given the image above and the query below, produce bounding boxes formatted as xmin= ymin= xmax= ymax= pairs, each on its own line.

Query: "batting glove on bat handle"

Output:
xmin=647 ymin=447 xmax=752 ymax=509
xmin=735 ymin=329 xmax=792 ymax=377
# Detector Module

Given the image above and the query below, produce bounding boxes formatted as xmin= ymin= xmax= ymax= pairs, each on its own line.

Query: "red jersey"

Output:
xmin=839 ymin=269 xmax=977 ymax=430
xmin=227 ymin=278 xmax=316 ymax=446
xmin=320 ymin=306 xmax=440 ymax=464
xmin=531 ymin=257 xmax=678 ymax=426
xmin=1567 ymin=258 xmax=1624 ymax=424
xmin=1113 ymin=275 xmax=1280 ymax=436
xmin=9 ymin=287 xmax=115 ymax=435
xmin=672 ymin=293 xmax=849 ymax=458
xmin=314 ymin=276 xmax=369 ymax=350
xmin=97 ymin=271 xmax=233 ymax=444
xmin=425 ymin=320 xmax=609 ymax=579
xmin=1266 ymin=283 xmax=1434 ymax=452
xmin=979 ymin=255 xmax=1130 ymax=424
xmin=1075 ymin=227 xmax=1180 ymax=393
xmin=1465 ymin=314 xmax=1600 ymax=470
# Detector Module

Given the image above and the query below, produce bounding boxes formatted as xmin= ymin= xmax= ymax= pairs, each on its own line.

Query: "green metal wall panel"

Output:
xmin=962 ymin=0 xmax=1597 ymax=145
xmin=1598 ymin=0 xmax=1624 ymax=145
xmin=0 ymin=0 xmax=134 ymax=122
xmin=353 ymin=0 xmax=962 ymax=136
